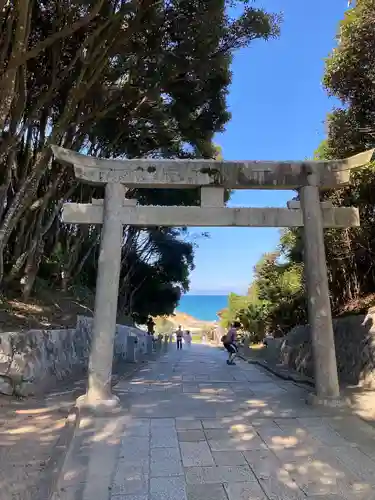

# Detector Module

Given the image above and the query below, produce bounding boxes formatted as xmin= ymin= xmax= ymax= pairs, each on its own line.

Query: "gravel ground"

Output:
xmin=0 ymin=359 xmax=143 ymax=500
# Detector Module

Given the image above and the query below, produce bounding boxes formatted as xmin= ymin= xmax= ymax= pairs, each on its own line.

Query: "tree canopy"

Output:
xmin=0 ymin=0 xmax=279 ymax=322
xmin=221 ymin=1 xmax=375 ymax=338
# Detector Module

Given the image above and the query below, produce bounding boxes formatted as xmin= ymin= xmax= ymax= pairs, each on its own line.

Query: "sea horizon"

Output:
xmin=176 ymin=294 xmax=228 ymax=322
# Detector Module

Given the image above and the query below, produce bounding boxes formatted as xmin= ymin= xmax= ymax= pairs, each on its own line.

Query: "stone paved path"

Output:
xmin=60 ymin=344 xmax=375 ymax=500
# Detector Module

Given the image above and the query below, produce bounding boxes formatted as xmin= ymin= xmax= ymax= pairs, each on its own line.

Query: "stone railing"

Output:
xmin=0 ymin=315 xmax=150 ymax=397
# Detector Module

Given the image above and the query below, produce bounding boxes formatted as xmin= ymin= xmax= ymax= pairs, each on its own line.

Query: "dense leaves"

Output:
xmin=0 ymin=0 xmax=278 ymax=321
xmin=222 ymin=0 xmax=375 ymax=338
xmin=220 ymin=233 xmax=305 ymax=341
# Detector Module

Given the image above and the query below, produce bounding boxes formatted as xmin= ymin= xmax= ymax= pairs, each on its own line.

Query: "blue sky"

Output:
xmin=188 ymin=0 xmax=348 ymax=295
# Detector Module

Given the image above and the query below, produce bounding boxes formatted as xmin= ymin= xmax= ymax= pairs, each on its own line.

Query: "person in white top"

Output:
xmin=185 ymin=330 xmax=192 ymax=347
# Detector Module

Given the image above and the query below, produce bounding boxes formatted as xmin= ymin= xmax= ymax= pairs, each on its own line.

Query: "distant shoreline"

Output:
xmin=175 ymin=294 xmax=227 ymax=323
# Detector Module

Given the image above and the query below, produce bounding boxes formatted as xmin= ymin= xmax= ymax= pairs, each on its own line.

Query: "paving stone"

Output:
xmin=212 ymin=451 xmax=248 ymax=466
xmin=115 ymin=459 xmax=149 ymax=477
xmin=123 ymin=419 xmax=151 ymax=437
xmin=186 ymin=483 xmax=227 ymax=500
xmin=180 ymin=441 xmax=215 ymax=466
xmin=243 ymin=449 xmax=282 ymax=480
xmin=224 ymin=482 xmax=268 ymax=500
xmin=83 ymin=478 xmax=115 ymax=500
xmin=274 ymin=418 xmax=300 ymax=429
xmin=257 ymin=472 xmax=306 ymax=500
xmin=295 ymin=417 xmax=327 ymax=428
xmin=185 ymin=465 xmax=256 ymax=485
xmin=72 ymin=347 xmax=375 ymax=500
xmin=176 ymin=419 xmax=203 ymax=430
xmin=304 ymin=425 xmax=358 ymax=448
xmin=178 ymin=430 xmax=206 ymax=442
xmin=194 ymin=375 xmax=210 ymax=382
xmin=150 ymin=447 xmax=183 ymax=477
xmin=150 ymin=476 xmax=187 ymax=500
xmin=151 ymin=427 xmax=178 ymax=448
xmin=307 ymin=494 xmax=375 ymax=500
xmin=284 ymin=458 xmax=371 ymax=498
xmin=151 ymin=418 xmax=176 ymax=428
xmin=56 ymin=483 xmax=85 ymax=500
xmin=202 ymin=419 xmax=233 ymax=429
xmin=117 ymin=454 xmax=150 ymax=469
xmin=119 ymin=437 xmax=149 ymax=459
xmin=199 ymin=384 xmax=232 ymax=394
xmin=205 ymin=428 xmax=257 ymax=441
xmin=111 ymin=466 xmax=149 ymax=496
xmin=232 ymin=372 xmax=250 ymax=381
xmin=269 ymin=441 xmax=322 ymax=462
xmin=256 ymin=427 xmax=318 ymax=452
xmin=327 ymin=416 xmax=375 ymax=450
xmin=110 ymin=496 xmax=148 ymax=500
xmin=229 ymin=382 xmax=250 ymax=391
xmin=208 ymin=436 xmax=266 ymax=452
xmin=249 ymin=418 xmax=276 ymax=427
xmin=331 ymin=446 xmax=375 ymax=485
xmin=228 ymin=423 xmax=255 ymax=433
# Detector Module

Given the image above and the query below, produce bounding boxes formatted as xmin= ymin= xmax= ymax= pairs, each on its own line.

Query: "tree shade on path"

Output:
xmin=55 ymin=344 xmax=375 ymax=500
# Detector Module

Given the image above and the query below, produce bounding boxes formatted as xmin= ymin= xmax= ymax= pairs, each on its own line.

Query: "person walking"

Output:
xmin=185 ymin=330 xmax=192 ymax=348
xmin=147 ymin=317 xmax=155 ymax=337
xmin=221 ymin=321 xmax=240 ymax=365
xmin=176 ymin=325 xmax=183 ymax=350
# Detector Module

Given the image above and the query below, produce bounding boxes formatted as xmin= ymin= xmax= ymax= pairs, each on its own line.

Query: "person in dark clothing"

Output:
xmin=147 ymin=317 xmax=155 ymax=336
xmin=222 ymin=321 xmax=240 ymax=365
xmin=176 ymin=325 xmax=183 ymax=350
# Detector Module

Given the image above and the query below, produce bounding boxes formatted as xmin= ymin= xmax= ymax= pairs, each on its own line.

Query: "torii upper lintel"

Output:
xmin=51 ymin=146 xmax=374 ymax=190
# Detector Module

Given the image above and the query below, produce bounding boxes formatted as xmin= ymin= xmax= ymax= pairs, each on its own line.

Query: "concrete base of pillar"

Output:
xmin=76 ymin=393 xmax=120 ymax=415
xmin=306 ymin=393 xmax=347 ymax=409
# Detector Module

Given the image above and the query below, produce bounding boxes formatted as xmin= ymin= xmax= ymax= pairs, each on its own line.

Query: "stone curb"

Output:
xmin=238 ymin=353 xmax=315 ymax=388
xmin=38 ymin=405 xmax=80 ymax=500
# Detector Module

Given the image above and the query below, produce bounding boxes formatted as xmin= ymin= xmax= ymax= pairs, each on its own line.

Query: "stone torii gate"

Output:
xmin=52 ymin=145 xmax=374 ymax=409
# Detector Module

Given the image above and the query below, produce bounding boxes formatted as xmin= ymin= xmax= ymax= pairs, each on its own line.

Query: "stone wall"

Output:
xmin=279 ymin=309 xmax=375 ymax=387
xmin=76 ymin=316 xmax=148 ymax=360
xmin=0 ymin=315 xmax=146 ymax=397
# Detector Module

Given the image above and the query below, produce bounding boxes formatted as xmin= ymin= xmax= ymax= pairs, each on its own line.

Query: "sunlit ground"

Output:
xmin=57 ymin=344 xmax=375 ymax=500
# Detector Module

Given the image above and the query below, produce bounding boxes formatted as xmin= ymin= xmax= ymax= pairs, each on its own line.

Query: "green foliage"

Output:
xmin=225 ymin=0 xmax=375 ymax=340
xmin=319 ymin=0 xmax=375 ymax=310
xmin=222 ymin=242 xmax=305 ymax=342
xmin=0 ymin=0 xmax=279 ymax=321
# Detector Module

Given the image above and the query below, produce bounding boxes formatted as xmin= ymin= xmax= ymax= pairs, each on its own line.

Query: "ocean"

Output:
xmin=176 ymin=295 xmax=228 ymax=322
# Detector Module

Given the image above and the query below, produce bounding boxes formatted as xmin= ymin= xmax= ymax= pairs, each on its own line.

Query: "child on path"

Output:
xmin=185 ymin=330 xmax=192 ymax=347
xmin=222 ymin=321 xmax=240 ymax=365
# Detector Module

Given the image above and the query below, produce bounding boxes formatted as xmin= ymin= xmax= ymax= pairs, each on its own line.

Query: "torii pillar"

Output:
xmin=86 ymin=182 xmax=124 ymax=408
xmin=301 ymin=172 xmax=341 ymax=404
xmin=52 ymin=145 xmax=374 ymax=409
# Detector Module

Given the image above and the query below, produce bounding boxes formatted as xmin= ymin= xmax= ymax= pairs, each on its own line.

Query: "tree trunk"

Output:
xmin=21 ymin=240 xmax=43 ymax=300
xmin=0 ymin=0 xmax=30 ymax=129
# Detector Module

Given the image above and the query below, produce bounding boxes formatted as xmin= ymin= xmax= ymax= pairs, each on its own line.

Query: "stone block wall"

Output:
xmin=0 ymin=315 xmax=146 ymax=397
xmin=279 ymin=309 xmax=375 ymax=387
xmin=76 ymin=316 xmax=147 ymax=360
